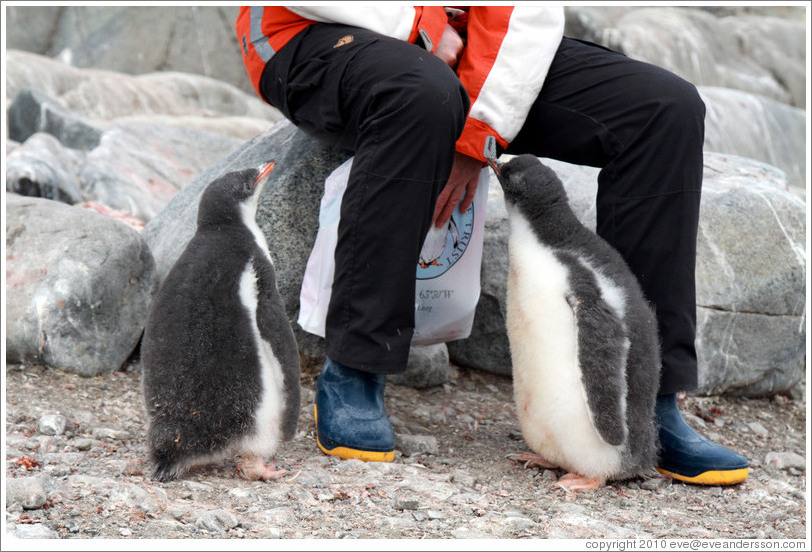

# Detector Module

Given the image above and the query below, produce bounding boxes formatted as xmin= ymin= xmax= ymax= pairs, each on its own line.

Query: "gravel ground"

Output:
xmin=3 ymin=360 xmax=808 ymax=543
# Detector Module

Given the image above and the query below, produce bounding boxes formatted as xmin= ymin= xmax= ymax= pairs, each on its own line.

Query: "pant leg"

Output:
xmin=260 ymin=25 xmax=470 ymax=374
xmin=506 ymin=38 xmax=705 ymax=394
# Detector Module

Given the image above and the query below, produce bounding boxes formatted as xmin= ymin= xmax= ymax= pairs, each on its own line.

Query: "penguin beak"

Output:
xmin=487 ymin=158 xmax=502 ymax=177
xmin=254 ymin=161 xmax=276 ymax=195
xmin=487 ymin=158 xmax=509 ymax=190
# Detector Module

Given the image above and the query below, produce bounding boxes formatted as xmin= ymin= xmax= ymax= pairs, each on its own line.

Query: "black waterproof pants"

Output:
xmin=260 ymin=25 xmax=704 ymax=395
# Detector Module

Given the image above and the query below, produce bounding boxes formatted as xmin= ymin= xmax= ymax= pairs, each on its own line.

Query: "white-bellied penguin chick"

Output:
xmin=492 ymin=155 xmax=660 ymax=491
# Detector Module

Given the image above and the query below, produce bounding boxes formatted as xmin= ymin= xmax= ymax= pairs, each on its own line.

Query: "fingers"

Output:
xmin=433 ymin=152 xmax=484 ymax=227
xmin=458 ymin=178 xmax=478 ymax=215
xmin=434 ymin=24 xmax=464 ymax=67
xmin=433 ymin=189 xmax=461 ymax=228
xmin=432 ymin=176 xmax=478 ymax=229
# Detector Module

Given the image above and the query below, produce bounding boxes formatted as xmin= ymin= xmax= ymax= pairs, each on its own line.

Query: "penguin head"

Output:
xmin=490 ymin=155 xmax=569 ymax=216
xmin=197 ymin=162 xmax=275 ymax=227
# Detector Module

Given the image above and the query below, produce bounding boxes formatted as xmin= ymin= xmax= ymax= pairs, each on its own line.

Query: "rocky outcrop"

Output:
xmin=6 ymin=133 xmax=85 ymax=204
xmin=5 ymin=195 xmax=158 ymax=376
xmin=6 ymin=50 xmax=280 ymax=143
xmin=4 ymin=6 xmax=251 ymax=93
xmin=565 ymin=6 xmax=806 ymax=108
xmin=694 ymin=154 xmax=806 ymax=396
xmin=6 ymin=121 xmax=242 ymax=223
xmin=7 ymin=6 xmax=804 ymax=109
xmin=700 ymin=86 xmax=806 ymax=195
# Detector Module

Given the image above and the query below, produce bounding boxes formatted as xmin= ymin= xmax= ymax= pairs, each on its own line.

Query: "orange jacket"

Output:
xmin=236 ymin=6 xmax=564 ymax=163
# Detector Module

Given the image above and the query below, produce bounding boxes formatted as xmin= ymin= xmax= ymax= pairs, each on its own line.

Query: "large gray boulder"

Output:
xmin=6 ymin=132 xmax=86 ymax=204
xmin=5 ymin=50 xmax=280 ymax=143
xmin=78 ymin=122 xmax=242 ymax=222
xmin=6 ymin=6 xmax=805 ymax=107
xmin=700 ymin=86 xmax=806 ymax=195
xmin=8 ymin=87 xmax=103 ymax=150
xmin=565 ymin=6 xmax=806 ymax=108
xmin=5 ymin=195 xmax=158 ymax=376
xmin=6 ymin=116 xmax=242 ymax=222
xmin=4 ymin=6 xmax=252 ymax=94
xmin=695 ymin=154 xmax=806 ymax=396
xmin=450 ymin=153 xmax=806 ymax=397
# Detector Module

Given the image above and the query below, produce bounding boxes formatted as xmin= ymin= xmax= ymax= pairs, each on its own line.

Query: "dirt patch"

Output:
xmin=4 ymin=361 xmax=807 ymax=540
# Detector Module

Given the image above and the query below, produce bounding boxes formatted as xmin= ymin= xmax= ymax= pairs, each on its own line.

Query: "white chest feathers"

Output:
xmin=505 ymin=212 xmax=627 ymax=479
xmin=237 ymin=258 xmax=285 ymax=455
xmin=240 ymin=201 xmax=274 ymax=265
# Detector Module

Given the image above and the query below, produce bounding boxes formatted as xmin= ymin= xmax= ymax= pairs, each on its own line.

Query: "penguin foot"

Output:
xmin=236 ymin=454 xmax=287 ymax=481
xmin=557 ymin=472 xmax=604 ymax=492
xmin=508 ymin=452 xmax=559 ymax=470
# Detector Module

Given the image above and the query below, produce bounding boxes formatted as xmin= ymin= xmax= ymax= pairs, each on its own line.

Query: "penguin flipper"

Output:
xmin=561 ymin=254 xmax=629 ymax=447
xmin=252 ymin=253 xmax=302 ymax=441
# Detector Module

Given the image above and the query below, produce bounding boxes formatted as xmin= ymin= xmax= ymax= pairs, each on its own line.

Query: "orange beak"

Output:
xmin=255 ymin=161 xmax=276 ymax=186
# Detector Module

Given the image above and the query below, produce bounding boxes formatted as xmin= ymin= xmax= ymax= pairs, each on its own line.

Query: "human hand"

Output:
xmin=433 ymin=23 xmax=463 ymax=67
xmin=433 ymin=152 xmax=484 ymax=228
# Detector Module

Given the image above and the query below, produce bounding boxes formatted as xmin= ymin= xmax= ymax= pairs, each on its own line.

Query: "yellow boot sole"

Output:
xmin=314 ymin=405 xmax=395 ymax=463
xmin=657 ymin=466 xmax=750 ymax=485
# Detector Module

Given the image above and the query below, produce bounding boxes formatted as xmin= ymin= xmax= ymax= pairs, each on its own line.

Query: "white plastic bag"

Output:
xmin=298 ymin=157 xmax=489 ymax=345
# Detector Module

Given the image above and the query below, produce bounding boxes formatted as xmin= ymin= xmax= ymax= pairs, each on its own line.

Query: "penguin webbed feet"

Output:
xmin=508 ymin=452 xmax=606 ymax=491
xmin=557 ymin=472 xmax=605 ymax=492
xmin=508 ymin=451 xmax=559 ymax=470
xmin=236 ymin=453 xmax=287 ymax=481
xmin=151 ymin=465 xmax=177 ymax=483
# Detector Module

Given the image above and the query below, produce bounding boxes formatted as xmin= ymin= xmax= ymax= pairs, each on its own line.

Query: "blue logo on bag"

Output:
xmin=416 ymin=202 xmax=474 ymax=280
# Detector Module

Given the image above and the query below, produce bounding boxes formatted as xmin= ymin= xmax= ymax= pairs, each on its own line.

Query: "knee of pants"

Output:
xmin=650 ymin=74 xmax=706 ymax=134
xmin=369 ymin=61 xmax=470 ymax=142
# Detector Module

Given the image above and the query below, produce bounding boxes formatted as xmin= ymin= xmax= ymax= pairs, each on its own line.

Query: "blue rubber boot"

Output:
xmin=656 ymin=394 xmax=749 ymax=485
xmin=314 ymin=357 xmax=395 ymax=462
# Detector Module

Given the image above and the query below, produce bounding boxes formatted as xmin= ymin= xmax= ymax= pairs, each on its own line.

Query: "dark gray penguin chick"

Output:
xmin=141 ymin=163 xmax=300 ymax=482
xmin=491 ymin=155 xmax=660 ymax=491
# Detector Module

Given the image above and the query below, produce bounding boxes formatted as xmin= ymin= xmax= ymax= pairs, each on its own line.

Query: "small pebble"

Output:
xmin=227 ymin=488 xmax=256 ymax=501
xmin=747 ymin=421 xmax=769 ymax=436
xmin=38 ymin=414 xmax=67 ymax=436
xmin=395 ymin=498 xmax=420 ymax=510
xmin=6 ymin=477 xmax=47 ymax=510
xmin=640 ymin=477 xmax=668 ymax=491
xmin=73 ymin=438 xmax=93 ymax=451
xmin=92 ymin=427 xmax=130 ymax=441
xmin=13 ymin=523 xmax=59 ymax=539
xmin=195 ymin=509 xmax=239 ymax=533
xmin=505 ymin=515 xmax=536 ymax=532
xmin=765 ymin=451 xmax=806 ymax=470
xmin=169 ymin=508 xmax=189 ymax=521
xmin=395 ymin=433 xmax=439 ymax=456
xmin=450 ymin=470 xmax=477 ymax=487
